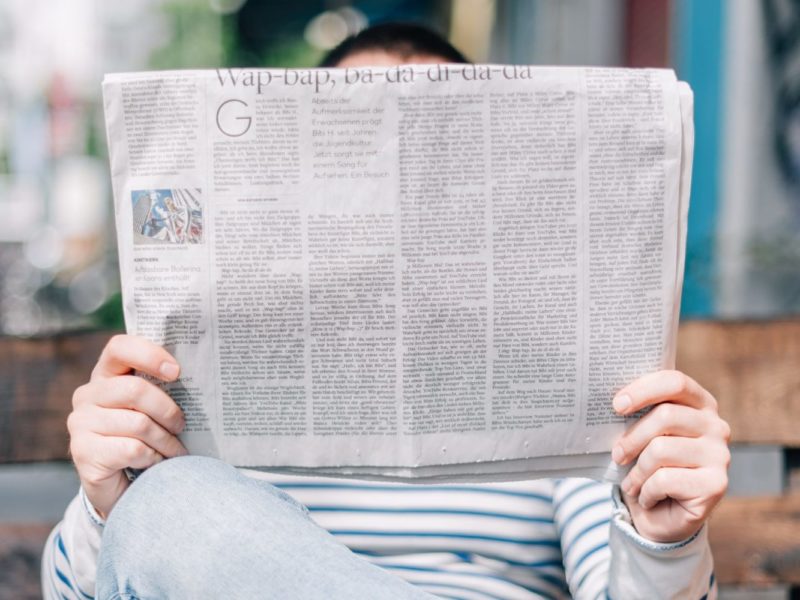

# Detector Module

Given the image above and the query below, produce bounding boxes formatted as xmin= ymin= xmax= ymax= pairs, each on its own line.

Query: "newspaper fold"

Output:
xmin=102 ymin=65 xmax=694 ymax=483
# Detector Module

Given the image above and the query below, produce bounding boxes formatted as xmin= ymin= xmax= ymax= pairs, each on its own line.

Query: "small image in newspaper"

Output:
xmin=132 ymin=188 xmax=204 ymax=245
xmin=102 ymin=65 xmax=694 ymax=483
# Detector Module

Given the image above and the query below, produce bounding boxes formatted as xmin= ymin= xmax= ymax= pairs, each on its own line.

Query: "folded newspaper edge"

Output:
xmin=102 ymin=66 xmax=694 ymax=483
xmin=265 ymin=452 xmax=626 ymax=483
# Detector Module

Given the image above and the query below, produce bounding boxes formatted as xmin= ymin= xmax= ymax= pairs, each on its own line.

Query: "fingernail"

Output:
xmin=160 ymin=361 xmax=180 ymax=380
xmin=613 ymin=394 xmax=631 ymax=413
xmin=611 ymin=445 xmax=625 ymax=464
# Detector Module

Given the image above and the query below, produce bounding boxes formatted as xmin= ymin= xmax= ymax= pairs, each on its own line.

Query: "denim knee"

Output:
xmin=106 ymin=455 xmax=307 ymax=532
xmin=97 ymin=456 xmax=314 ymax=597
xmin=127 ymin=454 xmax=238 ymax=492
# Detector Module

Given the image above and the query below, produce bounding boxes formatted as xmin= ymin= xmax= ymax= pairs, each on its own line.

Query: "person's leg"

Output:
xmin=96 ymin=456 xmax=434 ymax=599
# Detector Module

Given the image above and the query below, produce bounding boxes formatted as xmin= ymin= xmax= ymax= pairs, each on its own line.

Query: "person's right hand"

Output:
xmin=68 ymin=335 xmax=188 ymax=519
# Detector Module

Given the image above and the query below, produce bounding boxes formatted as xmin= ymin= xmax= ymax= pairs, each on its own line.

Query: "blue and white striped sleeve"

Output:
xmin=42 ymin=488 xmax=105 ymax=600
xmin=553 ymin=478 xmax=716 ymax=600
xmin=552 ymin=478 xmax=613 ymax=599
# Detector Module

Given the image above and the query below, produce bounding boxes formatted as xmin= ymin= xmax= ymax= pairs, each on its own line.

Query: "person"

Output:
xmin=43 ymin=22 xmax=729 ymax=600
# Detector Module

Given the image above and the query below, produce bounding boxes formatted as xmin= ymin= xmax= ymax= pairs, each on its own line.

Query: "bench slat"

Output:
xmin=676 ymin=319 xmax=800 ymax=446
xmin=0 ymin=331 xmax=111 ymax=462
xmin=709 ymin=492 xmax=800 ymax=584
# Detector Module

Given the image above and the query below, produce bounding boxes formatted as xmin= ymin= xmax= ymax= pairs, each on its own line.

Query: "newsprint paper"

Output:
xmin=102 ymin=65 xmax=694 ymax=483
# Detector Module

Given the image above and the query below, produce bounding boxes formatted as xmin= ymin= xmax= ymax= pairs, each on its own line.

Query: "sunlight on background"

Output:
xmin=0 ymin=0 xmax=797 ymax=337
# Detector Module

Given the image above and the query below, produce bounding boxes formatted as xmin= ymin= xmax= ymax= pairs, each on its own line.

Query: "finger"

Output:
xmin=612 ymin=403 xmax=712 ymax=465
xmin=73 ymin=376 xmax=185 ymax=434
xmin=638 ymin=466 xmax=727 ymax=510
xmin=92 ymin=334 xmax=180 ymax=382
xmin=621 ymin=436 xmax=726 ymax=497
xmin=83 ymin=406 xmax=188 ymax=459
xmin=73 ymin=432 xmax=166 ymax=474
xmin=613 ymin=370 xmax=716 ymax=416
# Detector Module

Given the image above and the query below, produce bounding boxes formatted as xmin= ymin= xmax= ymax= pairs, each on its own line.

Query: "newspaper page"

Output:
xmin=102 ymin=65 xmax=693 ymax=483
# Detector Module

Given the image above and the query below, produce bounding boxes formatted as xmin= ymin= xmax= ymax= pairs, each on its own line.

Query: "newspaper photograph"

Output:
xmin=102 ymin=64 xmax=694 ymax=483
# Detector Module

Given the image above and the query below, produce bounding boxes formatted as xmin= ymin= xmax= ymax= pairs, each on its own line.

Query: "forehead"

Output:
xmin=333 ymin=50 xmax=447 ymax=68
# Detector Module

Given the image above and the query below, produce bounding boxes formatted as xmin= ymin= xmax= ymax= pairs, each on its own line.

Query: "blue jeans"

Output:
xmin=97 ymin=456 xmax=435 ymax=599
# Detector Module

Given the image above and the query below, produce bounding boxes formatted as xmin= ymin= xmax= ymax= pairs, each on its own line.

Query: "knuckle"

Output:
xmin=68 ymin=436 xmax=84 ymax=462
xmin=164 ymin=403 xmax=183 ymax=426
xmin=616 ymin=435 xmax=632 ymax=457
xmin=164 ymin=435 xmax=182 ymax=457
xmin=655 ymin=401 xmax=676 ymax=423
xmin=150 ymin=422 xmax=170 ymax=444
xmin=129 ymin=412 xmax=152 ymax=437
xmin=666 ymin=370 xmax=689 ymax=395
xmin=121 ymin=438 xmax=147 ymax=462
xmin=717 ymin=418 xmax=732 ymax=442
xmin=124 ymin=375 xmax=147 ymax=400
xmin=712 ymin=471 xmax=729 ymax=497
xmin=705 ymin=392 xmax=719 ymax=412
xmin=652 ymin=467 xmax=669 ymax=488
xmin=120 ymin=438 xmax=141 ymax=460
xmin=632 ymin=465 xmax=647 ymax=486
xmin=633 ymin=452 xmax=651 ymax=477
xmin=71 ymin=384 xmax=88 ymax=409
xmin=66 ymin=411 xmax=80 ymax=435
xmin=647 ymin=435 xmax=668 ymax=459
xmin=107 ymin=334 xmax=128 ymax=355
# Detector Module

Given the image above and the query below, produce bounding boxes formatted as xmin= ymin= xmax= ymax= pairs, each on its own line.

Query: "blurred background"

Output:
xmin=0 ymin=0 xmax=797 ymax=338
xmin=1 ymin=1 xmax=799 ymax=598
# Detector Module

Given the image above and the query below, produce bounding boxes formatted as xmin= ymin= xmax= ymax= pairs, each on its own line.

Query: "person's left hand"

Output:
xmin=611 ymin=370 xmax=731 ymax=543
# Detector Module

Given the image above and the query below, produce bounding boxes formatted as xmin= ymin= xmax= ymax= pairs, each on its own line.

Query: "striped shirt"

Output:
xmin=43 ymin=475 xmax=716 ymax=599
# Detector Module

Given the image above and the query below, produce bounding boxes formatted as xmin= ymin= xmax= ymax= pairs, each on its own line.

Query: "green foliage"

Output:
xmin=89 ymin=292 xmax=125 ymax=331
xmin=146 ymin=1 xmax=322 ymax=69
xmin=148 ymin=0 xmax=225 ymax=69
xmin=84 ymin=109 xmax=104 ymax=158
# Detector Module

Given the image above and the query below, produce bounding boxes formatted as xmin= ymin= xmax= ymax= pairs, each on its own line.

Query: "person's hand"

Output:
xmin=611 ymin=370 xmax=730 ymax=543
xmin=68 ymin=335 xmax=188 ymax=519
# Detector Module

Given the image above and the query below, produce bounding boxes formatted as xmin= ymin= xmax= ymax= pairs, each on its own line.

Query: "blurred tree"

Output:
xmin=148 ymin=0 xmax=226 ymax=69
xmin=90 ymin=291 xmax=125 ymax=330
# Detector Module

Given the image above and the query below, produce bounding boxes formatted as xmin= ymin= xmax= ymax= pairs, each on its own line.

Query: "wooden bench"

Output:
xmin=2 ymin=321 xmax=799 ymax=595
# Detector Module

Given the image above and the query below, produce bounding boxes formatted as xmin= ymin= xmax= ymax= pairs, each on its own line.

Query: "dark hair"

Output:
xmin=319 ymin=22 xmax=469 ymax=67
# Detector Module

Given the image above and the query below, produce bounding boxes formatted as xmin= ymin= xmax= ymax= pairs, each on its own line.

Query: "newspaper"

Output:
xmin=102 ymin=65 xmax=694 ymax=483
